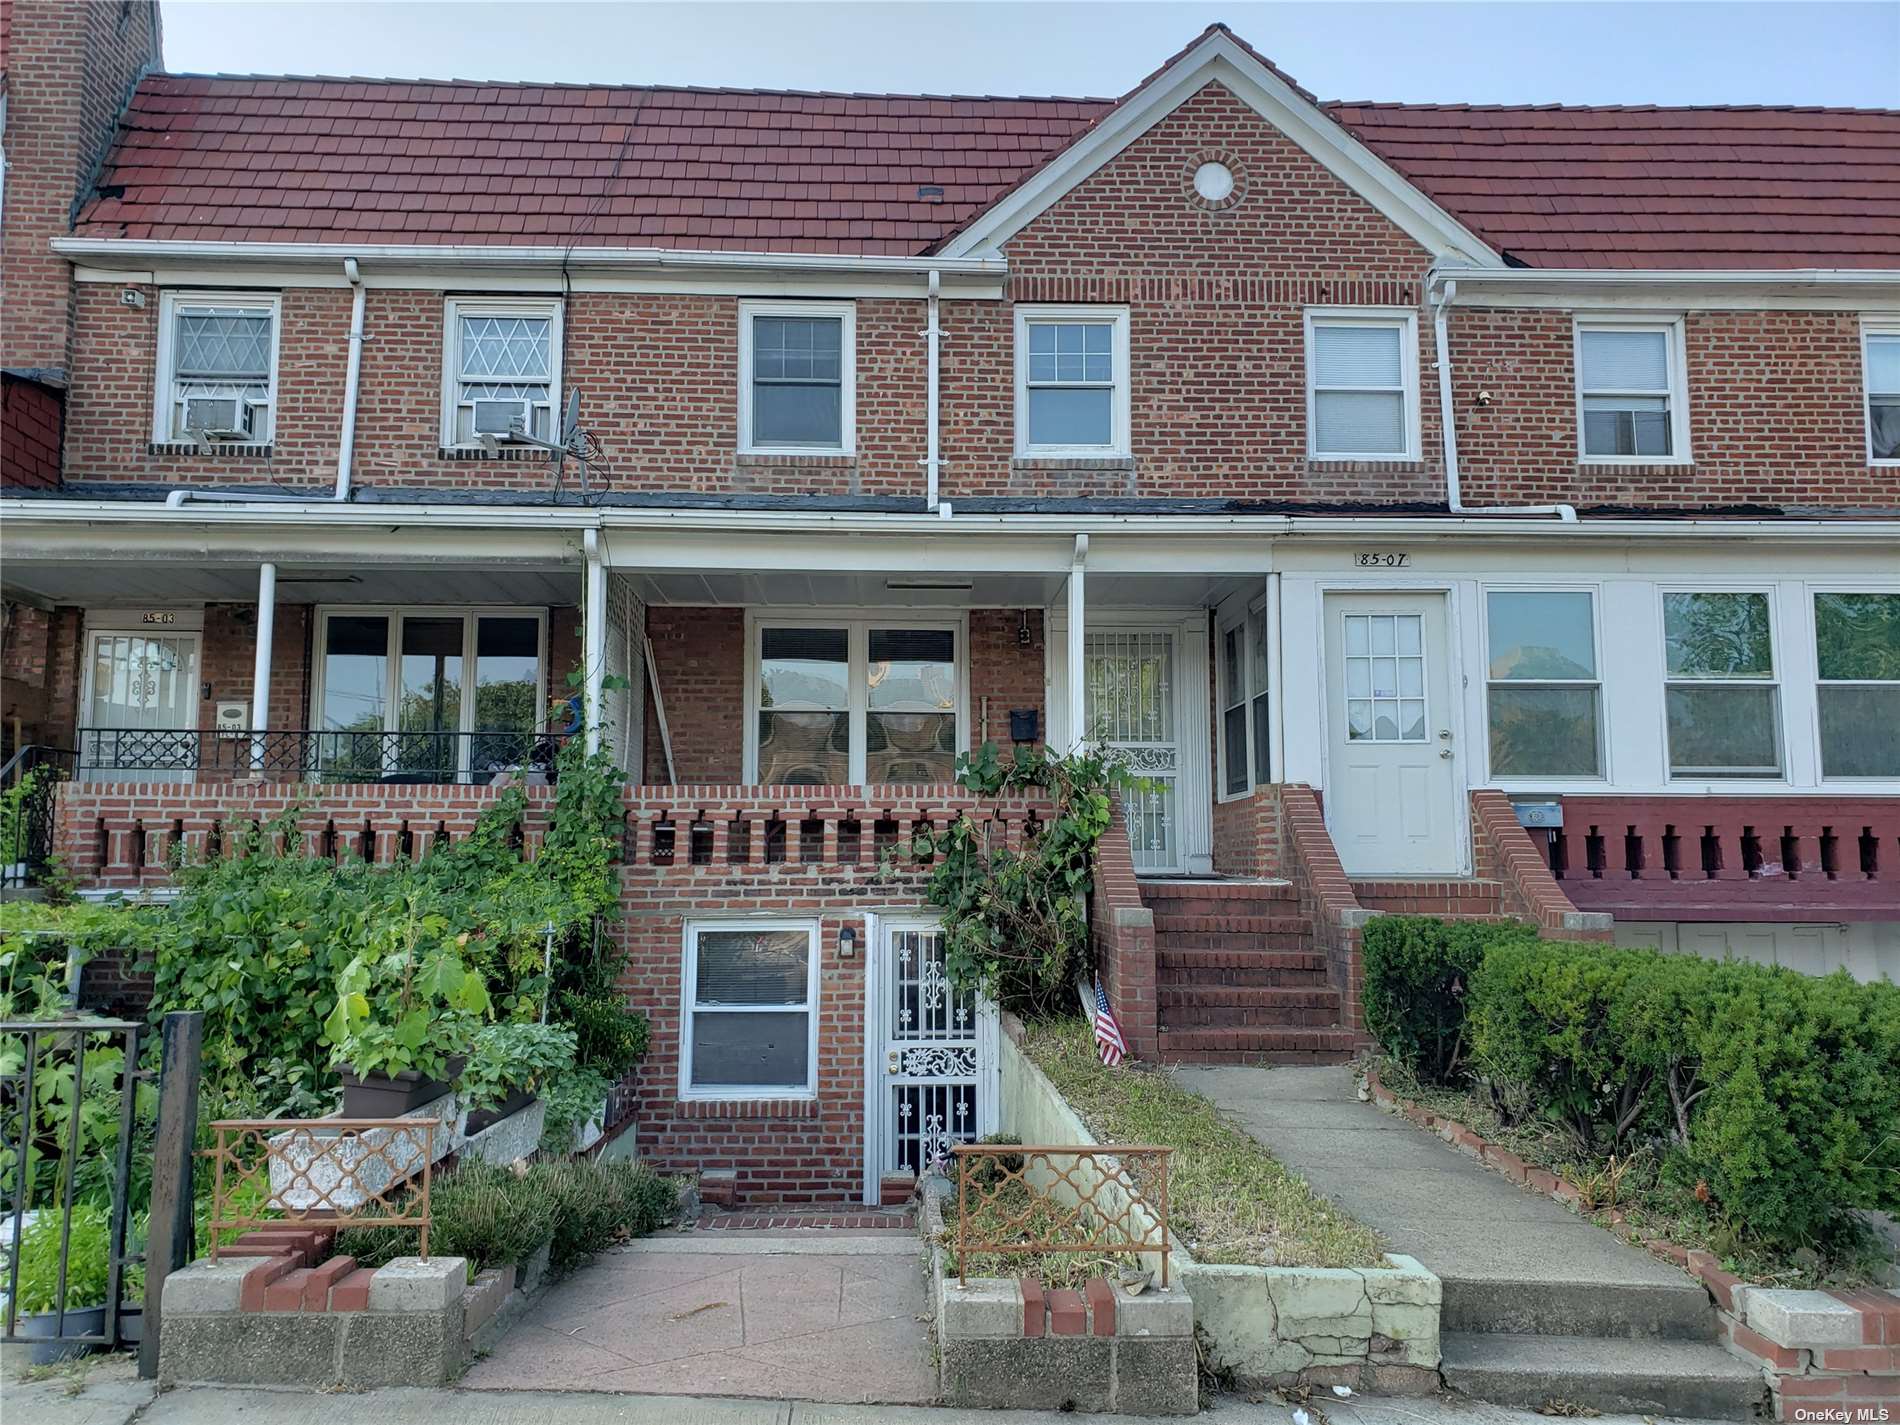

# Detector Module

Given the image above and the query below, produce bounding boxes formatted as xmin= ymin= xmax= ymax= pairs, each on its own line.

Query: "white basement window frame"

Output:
xmin=1863 ymin=324 xmax=1900 ymax=466
xmin=440 ymin=296 xmax=564 ymax=449
xmin=738 ymin=299 xmax=857 ymax=456
xmin=152 ymin=290 xmax=281 ymax=446
xmin=1574 ymin=316 xmax=1691 ymax=465
xmin=1215 ymin=601 xmax=1271 ymax=800
xmin=1304 ymin=307 xmax=1421 ymax=461
xmin=680 ymin=919 xmax=821 ymax=1101
xmin=1014 ymin=304 xmax=1131 ymax=457
xmin=1660 ymin=588 xmax=1783 ymax=780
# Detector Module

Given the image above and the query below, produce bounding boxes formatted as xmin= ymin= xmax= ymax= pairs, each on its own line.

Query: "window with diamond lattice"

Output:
xmin=445 ymin=300 xmax=561 ymax=446
xmin=157 ymin=294 xmax=278 ymax=442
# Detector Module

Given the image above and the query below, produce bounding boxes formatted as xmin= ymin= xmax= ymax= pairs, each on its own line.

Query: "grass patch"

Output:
xmin=1376 ymin=1058 xmax=1892 ymax=1289
xmin=1018 ymin=1017 xmax=1384 ymax=1268
xmin=942 ymin=1175 xmax=1136 ymax=1290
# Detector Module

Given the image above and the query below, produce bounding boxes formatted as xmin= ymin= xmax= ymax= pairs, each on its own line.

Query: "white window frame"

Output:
xmin=1215 ymin=601 xmax=1271 ymax=801
xmin=680 ymin=918 xmax=821 ymax=1102
xmin=439 ymin=296 xmax=564 ymax=450
xmin=1303 ymin=307 xmax=1421 ymax=462
xmin=1862 ymin=323 xmax=1900 ymax=467
xmin=738 ymin=299 xmax=856 ymax=456
xmin=1574 ymin=316 xmax=1691 ymax=466
xmin=308 ymin=606 xmax=550 ymax=776
xmin=152 ymin=290 xmax=282 ymax=446
xmin=1811 ymin=587 xmax=1900 ymax=782
xmin=742 ymin=611 xmax=969 ymax=786
xmin=1658 ymin=586 xmax=1784 ymax=781
xmin=1014 ymin=304 xmax=1131 ymax=457
xmin=1481 ymin=585 xmax=1608 ymax=784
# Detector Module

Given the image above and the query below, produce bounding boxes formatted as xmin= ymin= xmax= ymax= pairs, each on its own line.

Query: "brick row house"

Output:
xmin=4 ymin=3 xmax=1897 ymax=1202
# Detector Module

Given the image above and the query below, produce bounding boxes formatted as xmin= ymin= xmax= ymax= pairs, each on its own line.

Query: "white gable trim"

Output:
xmin=939 ymin=30 xmax=1502 ymax=266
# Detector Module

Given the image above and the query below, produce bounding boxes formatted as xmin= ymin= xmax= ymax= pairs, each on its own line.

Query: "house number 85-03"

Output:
xmin=1354 ymin=552 xmax=1410 ymax=568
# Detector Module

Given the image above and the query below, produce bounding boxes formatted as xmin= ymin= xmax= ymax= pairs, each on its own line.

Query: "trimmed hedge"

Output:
xmin=1363 ymin=916 xmax=1900 ymax=1252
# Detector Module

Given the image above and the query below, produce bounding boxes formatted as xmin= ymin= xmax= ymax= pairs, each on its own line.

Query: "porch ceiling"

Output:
xmin=625 ymin=569 xmax=1252 ymax=608
xmin=1 ymin=560 xmax=580 ymax=608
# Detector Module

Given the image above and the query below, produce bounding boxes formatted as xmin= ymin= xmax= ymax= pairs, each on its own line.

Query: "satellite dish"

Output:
xmin=562 ymin=389 xmax=582 ymax=444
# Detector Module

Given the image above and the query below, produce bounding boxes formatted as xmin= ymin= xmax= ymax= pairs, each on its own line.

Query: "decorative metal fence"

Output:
xmin=74 ymin=728 xmax=567 ymax=786
xmin=1 ymin=1018 xmax=146 ymax=1352
xmin=204 ymin=1119 xmax=435 ymax=1259
xmin=951 ymin=1142 xmax=1173 ymax=1287
xmin=1 ymin=747 xmax=72 ymax=890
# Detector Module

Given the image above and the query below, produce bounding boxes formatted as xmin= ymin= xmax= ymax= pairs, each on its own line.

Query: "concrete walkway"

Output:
xmin=1171 ymin=1064 xmax=1693 ymax=1294
xmin=461 ymin=1232 xmax=937 ymax=1404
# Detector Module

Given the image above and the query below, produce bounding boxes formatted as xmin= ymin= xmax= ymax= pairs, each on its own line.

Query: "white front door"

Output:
xmin=1086 ymin=628 xmax=1185 ymax=873
xmin=867 ymin=917 xmax=998 ymax=1196
xmin=80 ymin=630 xmax=202 ymax=782
xmin=1323 ymin=593 xmax=1461 ymax=874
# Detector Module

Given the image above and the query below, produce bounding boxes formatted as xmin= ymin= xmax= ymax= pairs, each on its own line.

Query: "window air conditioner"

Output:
xmin=471 ymin=399 xmax=531 ymax=439
xmin=183 ymin=396 xmax=250 ymax=438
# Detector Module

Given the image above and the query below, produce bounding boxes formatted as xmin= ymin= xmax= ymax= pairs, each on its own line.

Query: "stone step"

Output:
xmin=1158 ymin=985 xmax=1342 ymax=1029
xmin=1152 ymin=929 xmax=1315 ymax=954
xmin=1440 ymin=1331 xmax=1763 ymax=1420
xmin=1441 ymin=1275 xmax=1722 ymax=1341
xmin=1151 ymin=914 xmax=1312 ymax=939
xmin=1156 ymin=1026 xmax=1357 ymax=1065
xmin=1139 ymin=879 xmax=1296 ymax=902
xmin=1155 ymin=950 xmax=1332 ymax=987
xmin=1349 ymin=879 xmax=1506 ymax=916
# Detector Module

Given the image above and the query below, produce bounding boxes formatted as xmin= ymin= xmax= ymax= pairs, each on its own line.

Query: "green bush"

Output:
xmin=539 ymin=1157 xmax=679 ymax=1276
xmin=13 ymin=1205 xmax=143 ymax=1314
xmin=1394 ymin=925 xmax=1900 ymax=1254
xmin=1361 ymin=916 xmax=1537 ymax=1082
xmin=461 ymin=1022 xmax=577 ymax=1112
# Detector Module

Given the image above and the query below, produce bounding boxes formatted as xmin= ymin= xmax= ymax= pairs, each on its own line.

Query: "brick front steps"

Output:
xmin=1145 ymin=880 xmax=1354 ymax=1065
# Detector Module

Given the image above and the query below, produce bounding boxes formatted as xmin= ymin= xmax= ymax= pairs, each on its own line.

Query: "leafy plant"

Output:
xmin=538 ymin=1067 xmax=612 ymax=1153
xmin=13 ymin=1205 xmax=143 ymax=1315
xmin=558 ymin=991 xmax=649 ymax=1078
xmin=904 ymin=741 xmax=1134 ymax=1015
xmin=1361 ymin=916 xmax=1539 ymax=1083
xmin=460 ymin=1022 xmax=577 ymax=1112
xmin=321 ymin=901 xmax=492 ymax=1081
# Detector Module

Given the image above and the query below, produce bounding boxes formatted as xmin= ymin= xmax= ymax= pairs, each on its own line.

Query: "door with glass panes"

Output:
xmin=311 ymin=610 xmax=544 ymax=782
xmin=80 ymin=630 xmax=202 ymax=781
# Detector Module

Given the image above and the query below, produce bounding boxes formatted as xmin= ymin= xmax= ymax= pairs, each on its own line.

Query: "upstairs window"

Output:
xmin=155 ymin=292 xmax=278 ymax=445
xmin=1865 ymin=328 xmax=1900 ymax=464
xmin=1306 ymin=310 xmax=1420 ymax=460
xmin=442 ymin=298 xmax=562 ymax=448
xmin=1663 ymin=591 xmax=1781 ymax=779
xmin=1015 ymin=306 xmax=1129 ymax=456
xmin=1576 ymin=320 xmax=1688 ymax=462
xmin=1485 ymin=590 xmax=1603 ymax=778
xmin=1815 ymin=592 xmax=1900 ymax=779
xmin=740 ymin=301 xmax=854 ymax=454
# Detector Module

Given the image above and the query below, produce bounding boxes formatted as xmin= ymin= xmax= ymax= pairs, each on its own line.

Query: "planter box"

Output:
xmin=338 ymin=1056 xmax=466 ymax=1118
xmin=462 ymin=1096 xmax=546 ymax=1167
xmin=15 ymin=1304 xmax=105 ymax=1364
xmin=464 ymin=1086 xmax=536 ymax=1138
xmin=268 ymin=1093 xmax=464 ymax=1212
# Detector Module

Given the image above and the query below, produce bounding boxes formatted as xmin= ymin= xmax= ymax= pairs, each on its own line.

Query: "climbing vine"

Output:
xmin=906 ymin=741 xmax=1135 ymax=1017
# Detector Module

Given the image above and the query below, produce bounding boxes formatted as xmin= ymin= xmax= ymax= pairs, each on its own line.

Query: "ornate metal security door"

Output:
xmin=876 ymin=919 xmax=997 ymax=1179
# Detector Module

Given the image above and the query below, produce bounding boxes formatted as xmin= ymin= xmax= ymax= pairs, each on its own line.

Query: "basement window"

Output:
xmin=154 ymin=292 xmax=279 ymax=445
xmin=681 ymin=921 xmax=819 ymax=1099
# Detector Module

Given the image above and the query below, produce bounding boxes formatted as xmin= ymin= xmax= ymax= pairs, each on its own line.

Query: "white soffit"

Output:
xmin=938 ymin=30 xmax=1502 ymax=265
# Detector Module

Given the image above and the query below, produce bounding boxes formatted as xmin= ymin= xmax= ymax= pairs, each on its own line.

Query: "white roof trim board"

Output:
xmin=937 ymin=29 xmax=1504 ymax=266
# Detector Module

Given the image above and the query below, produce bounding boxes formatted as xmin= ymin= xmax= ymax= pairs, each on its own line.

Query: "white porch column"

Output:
xmin=582 ymin=530 xmax=606 ymax=757
xmin=250 ymin=562 xmax=276 ymax=775
xmin=1066 ymin=535 xmax=1087 ymax=752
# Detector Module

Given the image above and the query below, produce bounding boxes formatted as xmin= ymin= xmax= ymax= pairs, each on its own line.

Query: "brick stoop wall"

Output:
xmin=1275 ymin=784 xmax=1373 ymax=1045
xmin=1468 ymin=790 xmax=1613 ymax=940
xmin=1092 ymin=799 xmax=1159 ymax=1061
xmin=1211 ymin=788 xmax=1281 ymax=879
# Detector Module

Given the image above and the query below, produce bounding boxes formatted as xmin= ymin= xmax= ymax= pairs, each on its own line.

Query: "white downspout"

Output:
xmin=1430 ymin=275 xmax=1577 ymax=522
xmin=924 ymin=268 xmax=946 ymax=516
xmin=249 ymin=561 xmax=277 ymax=777
xmin=582 ymin=527 xmax=606 ymax=758
xmin=166 ymin=256 xmax=366 ymax=508
xmin=1065 ymin=534 xmax=1087 ymax=752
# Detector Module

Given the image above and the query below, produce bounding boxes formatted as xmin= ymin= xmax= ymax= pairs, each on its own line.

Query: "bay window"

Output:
xmin=312 ymin=608 xmax=546 ymax=782
xmin=682 ymin=922 xmax=818 ymax=1098
xmin=1815 ymin=591 xmax=1900 ymax=779
xmin=1485 ymin=591 xmax=1603 ymax=778
xmin=751 ymin=618 xmax=962 ymax=786
xmin=1218 ymin=608 xmax=1270 ymax=795
xmin=1662 ymin=591 xmax=1781 ymax=778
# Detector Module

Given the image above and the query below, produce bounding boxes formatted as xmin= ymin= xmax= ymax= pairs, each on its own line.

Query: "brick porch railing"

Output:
xmin=1091 ymin=797 xmax=1158 ymax=1060
xmin=1274 ymin=784 xmax=1372 ymax=1043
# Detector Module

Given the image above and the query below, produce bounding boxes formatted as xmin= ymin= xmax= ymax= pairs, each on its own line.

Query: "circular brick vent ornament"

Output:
xmin=1185 ymin=155 xmax=1246 ymax=212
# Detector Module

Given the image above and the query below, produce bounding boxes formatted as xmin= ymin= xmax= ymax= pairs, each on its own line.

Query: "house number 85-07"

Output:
xmin=1354 ymin=552 xmax=1410 ymax=568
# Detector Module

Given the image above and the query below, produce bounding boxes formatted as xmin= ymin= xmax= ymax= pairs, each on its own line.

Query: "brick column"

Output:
xmin=1091 ymin=799 xmax=1157 ymax=1061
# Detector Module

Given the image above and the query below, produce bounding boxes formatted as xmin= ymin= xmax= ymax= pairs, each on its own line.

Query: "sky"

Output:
xmin=157 ymin=1 xmax=1899 ymax=109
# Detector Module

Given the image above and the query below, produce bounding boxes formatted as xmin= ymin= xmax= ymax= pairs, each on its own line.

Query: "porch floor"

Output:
xmin=461 ymin=1232 xmax=937 ymax=1404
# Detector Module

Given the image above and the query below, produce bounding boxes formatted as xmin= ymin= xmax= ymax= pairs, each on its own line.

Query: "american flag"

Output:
xmin=1090 ymin=976 xmax=1127 ymax=1067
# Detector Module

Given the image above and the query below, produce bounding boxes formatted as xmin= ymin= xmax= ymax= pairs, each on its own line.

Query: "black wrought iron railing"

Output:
xmin=1 ymin=747 xmax=73 ymax=890
xmin=73 ymin=728 xmax=567 ymax=786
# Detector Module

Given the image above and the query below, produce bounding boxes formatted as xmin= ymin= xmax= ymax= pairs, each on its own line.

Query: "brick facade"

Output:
xmin=1211 ymin=787 xmax=1280 ymax=879
xmin=1 ymin=374 xmax=63 ymax=489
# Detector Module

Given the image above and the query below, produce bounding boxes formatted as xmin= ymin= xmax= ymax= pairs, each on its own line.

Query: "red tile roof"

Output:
xmin=70 ymin=60 xmax=1900 ymax=270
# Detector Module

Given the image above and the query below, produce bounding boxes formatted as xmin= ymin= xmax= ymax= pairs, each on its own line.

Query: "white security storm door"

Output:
xmin=869 ymin=918 xmax=998 ymax=1191
xmin=80 ymin=631 xmax=202 ymax=782
xmin=1322 ymin=593 xmax=1461 ymax=874
xmin=1087 ymin=629 xmax=1184 ymax=873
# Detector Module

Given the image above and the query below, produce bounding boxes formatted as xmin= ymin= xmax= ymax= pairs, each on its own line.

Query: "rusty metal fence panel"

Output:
xmin=204 ymin=1119 xmax=435 ymax=1259
xmin=952 ymin=1142 xmax=1172 ymax=1287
